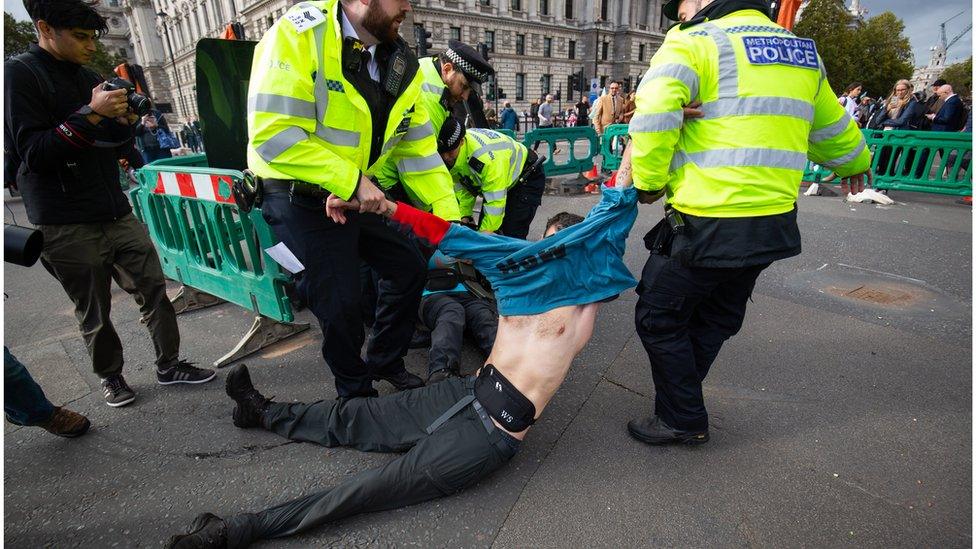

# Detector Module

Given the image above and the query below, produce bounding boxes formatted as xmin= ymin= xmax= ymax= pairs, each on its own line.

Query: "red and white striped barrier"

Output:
xmin=152 ymin=172 xmax=235 ymax=204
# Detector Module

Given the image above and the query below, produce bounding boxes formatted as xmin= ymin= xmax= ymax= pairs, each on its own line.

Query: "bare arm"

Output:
xmin=616 ymin=143 xmax=665 ymax=204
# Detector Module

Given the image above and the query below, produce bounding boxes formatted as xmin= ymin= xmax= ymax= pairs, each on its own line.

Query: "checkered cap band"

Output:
xmin=445 ymin=49 xmax=489 ymax=83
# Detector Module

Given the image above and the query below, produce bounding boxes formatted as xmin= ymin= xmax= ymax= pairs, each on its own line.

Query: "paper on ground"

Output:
xmin=264 ymin=242 xmax=305 ymax=274
xmin=846 ymin=189 xmax=895 ymax=205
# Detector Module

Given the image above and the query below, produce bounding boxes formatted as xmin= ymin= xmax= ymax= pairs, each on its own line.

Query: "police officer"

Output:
xmin=247 ymin=0 xmax=458 ymax=398
xmin=377 ymin=40 xmax=494 ymax=212
xmin=437 ymin=117 xmax=546 ymax=238
xmin=626 ymin=0 xmax=872 ymax=445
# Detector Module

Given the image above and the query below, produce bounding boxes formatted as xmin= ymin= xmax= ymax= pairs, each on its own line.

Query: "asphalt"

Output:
xmin=3 ymin=181 xmax=972 ymax=548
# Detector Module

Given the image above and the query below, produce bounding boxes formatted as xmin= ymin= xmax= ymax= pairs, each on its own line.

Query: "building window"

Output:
xmin=544 ymin=37 xmax=552 ymax=58
xmin=542 ymin=74 xmax=552 ymax=94
xmin=516 ymin=73 xmax=525 ymax=100
xmin=600 ymin=75 xmax=607 ymax=87
xmin=601 ymin=41 xmax=609 ymax=60
xmin=485 ymin=30 xmax=495 ymax=52
xmin=108 ymin=0 xmax=119 ymax=5
xmin=450 ymin=26 xmax=461 ymax=41
xmin=639 ymin=43 xmax=645 ymax=61
xmin=601 ymin=0 xmax=609 ymax=21
xmin=511 ymin=0 xmax=521 ymax=10
xmin=567 ymin=74 xmax=575 ymax=96
xmin=568 ymin=39 xmax=576 ymax=59
xmin=540 ymin=0 xmax=549 ymax=15
xmin=516 ymin=34 xmax=525 ymax=55
xmin=624 ymin=77 xmax=632 ymax=92
xmin=565 ymin=0 xmax=574 ymax=19
xmin=118 ymin=47 xmax=127 ymax=57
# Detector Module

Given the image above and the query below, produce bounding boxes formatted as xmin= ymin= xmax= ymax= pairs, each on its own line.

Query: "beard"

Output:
xmin=362 ymin=3 xmax=404 ymax=44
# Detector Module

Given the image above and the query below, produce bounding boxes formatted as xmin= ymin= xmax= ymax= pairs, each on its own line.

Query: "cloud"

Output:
xmin=863 ymin=0 xmax=971 ymax=67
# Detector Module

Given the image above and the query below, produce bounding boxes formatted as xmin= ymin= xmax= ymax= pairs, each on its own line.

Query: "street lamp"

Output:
xmin=156 ymin=11 xmax=188 ymax=120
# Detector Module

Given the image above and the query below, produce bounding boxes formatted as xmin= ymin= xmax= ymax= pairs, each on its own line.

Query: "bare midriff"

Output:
xmin=477 ymin=303 xmax=600 ymax=440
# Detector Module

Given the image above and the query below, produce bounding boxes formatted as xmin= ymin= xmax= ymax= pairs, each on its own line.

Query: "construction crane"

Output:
xmin=940 ymin=10 xmax=972 ymax=54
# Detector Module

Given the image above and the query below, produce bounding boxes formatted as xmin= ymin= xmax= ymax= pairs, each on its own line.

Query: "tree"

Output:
xmin=941 ymin=57 xmax=972 ymax=100
xmin=88 ymin=41 xmax=126 ymax=80
xmin=793 ymin=0 xmax=857 ymax=95
xmin=5 ymin=12 xmax=36 ymax=59
xmin=851 ymin=12 xmax=914 ymax=100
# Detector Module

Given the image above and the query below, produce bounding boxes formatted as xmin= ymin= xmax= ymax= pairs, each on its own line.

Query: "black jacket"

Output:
xmin=931 ymin=95 xmax=966 ymax=132
xmin=4 ymin=44 xmax=140 ymax=225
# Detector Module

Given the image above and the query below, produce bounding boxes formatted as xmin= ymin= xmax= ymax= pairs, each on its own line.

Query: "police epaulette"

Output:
xmin=468 ymin=157 xmax=485 ymax=174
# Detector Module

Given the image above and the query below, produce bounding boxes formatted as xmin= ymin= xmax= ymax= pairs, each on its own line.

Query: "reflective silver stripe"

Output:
xmin=821 ymin=140 xmax=866 ymax=169
xmin=382 ymin=133 xmax=404 ymax=155
xmin=313 ymin=23 xmax=328 ymax=120
xmin=398 ymin=154 xmax=443 ymax=173
xmin=248 ymin=93 xmax=316 ymax=119
xmin=700 ymin=97 xmax=814 ymax=122
xmin=639 ymin=63 xmax=700 ymax=100
xmin=483 ymin=189 xmax=507 ymax=202
xmin=422 ymin=82 xmax=442 ymax=94
xmin=469 ymin=130 xmax=488 ymax=148
xmin=702 ymin=24 xmax=737 ymax=98
xmin=403 ymin=121 xmax=434 ymax=141
xmin=670 ymin=148 xmax=808 ymax=172
xmin=482 ymin=204 xmax=505 ymax=216
xmin=630 ymin=110 xmax=683 ymax=133
xmin=809 ymin=116 xmax=851 ymax=144
xmin=454 ymin=183 xmax=467 ymax=193
xmin=314 ymin=125 xmax=361 ymax=147
xmin=510 ymin=145 xmax=525 ymax=184
xmin=473 ymin=141 xmax=515 ymax=158
xmin=255 ymin=126 xmax=307 ymax=162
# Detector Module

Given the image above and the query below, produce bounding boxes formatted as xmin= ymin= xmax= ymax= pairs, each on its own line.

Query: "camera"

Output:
xmin=102 ymin=77 xmax=152 ymax=117
xmin=5 ymin=224 xmax=43 ymax=267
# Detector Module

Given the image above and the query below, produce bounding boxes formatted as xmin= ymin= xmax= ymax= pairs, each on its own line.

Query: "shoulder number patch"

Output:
xmin=286 ymin=6 xmax=326 ymax=33
xmin=742 ymin=36 xmax=819 ymax=70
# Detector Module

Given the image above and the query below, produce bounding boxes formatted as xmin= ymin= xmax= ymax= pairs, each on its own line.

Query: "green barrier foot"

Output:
xmin=214 ymin=315 xmax=311 ymax=368
xmin=171 ymin=286 xmax=226 ymax=314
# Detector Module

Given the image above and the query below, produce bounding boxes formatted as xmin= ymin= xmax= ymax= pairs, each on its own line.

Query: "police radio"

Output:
xmin=384 ymin=49 xmax=408 ymax=96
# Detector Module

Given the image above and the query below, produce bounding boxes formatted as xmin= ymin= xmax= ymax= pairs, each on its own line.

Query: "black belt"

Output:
xmin=262 ymin=178 xmax=329 ymax=199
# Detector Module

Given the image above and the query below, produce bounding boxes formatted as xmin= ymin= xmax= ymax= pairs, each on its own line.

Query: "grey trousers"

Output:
xmin=420 ymin=293 xmax=497 ymax=376
xmin=37 ymin=213 xmax=180 ymax=377
xmin=225 ymin=377 xmax=520 ymax=546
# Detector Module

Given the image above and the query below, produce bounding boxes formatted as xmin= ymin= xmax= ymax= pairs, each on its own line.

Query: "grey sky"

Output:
xmin=4 ymin=0 xmax=973 ymax=66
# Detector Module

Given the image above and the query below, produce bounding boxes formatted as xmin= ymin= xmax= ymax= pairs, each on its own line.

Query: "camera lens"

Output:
xmin=128 ymin=93 xmax=152 ymax=116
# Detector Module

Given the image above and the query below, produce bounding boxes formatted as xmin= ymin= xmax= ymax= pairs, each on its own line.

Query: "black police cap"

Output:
xmin=444 ymin=40 xmax=494 ymax=85
xmin=437 ymin=116 xmax=466 ymax=153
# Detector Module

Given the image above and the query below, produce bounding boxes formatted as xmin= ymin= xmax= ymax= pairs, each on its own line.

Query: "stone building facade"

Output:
xmin=116 ymin=0 xmax=670 ymax=124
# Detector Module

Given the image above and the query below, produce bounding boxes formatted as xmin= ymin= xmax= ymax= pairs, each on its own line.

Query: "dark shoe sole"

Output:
xmin=627 ymin=423 xmax=710 ymax=446
xmin=157 ymin=371 xmax=217 ymax=385
xmin=374 ymin=376 xmax=424 ymax=391
xmin=166 ymin=512 xmax=226 ymax=549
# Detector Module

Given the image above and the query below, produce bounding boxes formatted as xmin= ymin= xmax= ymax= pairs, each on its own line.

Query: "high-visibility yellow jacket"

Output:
xmin=246 ymin=0 xmax=459 ymax=220
xmin=418 ymin=57 xmax=451 ymax=136
xmin=451 ymin=128 xmax=529 ymax=232
xmin=631 ymin=9 xmax=870 ymax=218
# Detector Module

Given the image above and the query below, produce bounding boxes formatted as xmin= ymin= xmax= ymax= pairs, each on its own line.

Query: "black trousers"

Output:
xmin=420 ymin=293 xmax=497 ymax=376
xmin=37 ymin=213 xmax=180 ymax=378
xmin=260 ymin=192 xmax=425 ymax=398
xmin=224 ymin=377 xmax=520 ymax=547
xmin=634 ymin=253 xmax=769 ymax=431
xmin=499 ymin=169 xmax=546 ymax=239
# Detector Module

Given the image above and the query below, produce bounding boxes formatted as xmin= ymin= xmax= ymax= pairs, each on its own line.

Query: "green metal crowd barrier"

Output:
xmin=497 ymin=128 xmax=517 ymax=140
xmin=132 ymin=153 xmax=308 ymax=367
xmin=803 ymin=129 xmax=972 ymax=196
xmin=599 ymin=124 xmax=631 ymax=171
xmin=521 ymin=126 xmax=599 ymax=176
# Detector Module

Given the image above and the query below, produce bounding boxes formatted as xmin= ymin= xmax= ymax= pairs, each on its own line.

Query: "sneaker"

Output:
xmin=166 ymin=512 xmax=228 ymax=549
xmin=38 ymin=407 xmax=91 ymax=438
xmin=803 ymin=183 xmax=820 ymax=196
xmin=157 ymin=360 xmax=217 ymax=385
xmin=225 ymin=364 xmax=272 ymax=429
xmin=102 ymin=375 xmax=136 ymax=407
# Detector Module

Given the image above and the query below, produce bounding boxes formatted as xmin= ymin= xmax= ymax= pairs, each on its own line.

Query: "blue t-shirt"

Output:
xmin=436 ymin=185 xmax=638 ymax=316
xmin=422 ymin=250 xmax=468 ymax=297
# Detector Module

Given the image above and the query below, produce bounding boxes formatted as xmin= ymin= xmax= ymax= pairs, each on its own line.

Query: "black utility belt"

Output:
xmin=262 ymin=178 xmax=329 ymax=200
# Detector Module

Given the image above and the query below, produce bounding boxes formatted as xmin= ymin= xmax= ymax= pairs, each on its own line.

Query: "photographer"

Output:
xmin=135 ymin=113 xmax=175 ymax=163
xmin=3 ymin=0 xmax=215 ymax=408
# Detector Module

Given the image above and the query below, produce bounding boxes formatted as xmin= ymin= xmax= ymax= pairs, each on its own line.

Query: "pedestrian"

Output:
xmin=5 ymin=347 xmax=90 ymax=438
xmin=621 ymin=90 xmax=637 ymax=124
xmin=3 ymin=0 xmax=215 ymax=407
xmin=838 ymin=82 xmax=862 ymax=120
xmin=534 ymin=94 xmax=557 ymax=153
xmin=246 ymin=0 xmax=455 ymax=398
xmin=627 ymin=0 xmax=871 ymax=445
xmin=926 ymin=83 xmax=967 ymax=132
xmin=575 ymin=96 xmax=590 ymax=126
xmin=499 ymin=101 xmax=519 ymax=132
xmin=591 ymin=80 xmax=624 ymax=136
xmin=135 ymin=113 xmax=176 ymax=163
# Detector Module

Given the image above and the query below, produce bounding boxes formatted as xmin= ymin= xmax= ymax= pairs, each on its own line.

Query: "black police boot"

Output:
xmin=225 ymin=364 xmax=272 ymax=429
xmin=374 ymin=369 xmax=425 ymax=391
xmin=426 ymin=368 xmax=454 ymax=385
xmin=627 ymin=415 xmax=709 ymax=446
xmin=166 ymin=513 xmax=228 ymax=548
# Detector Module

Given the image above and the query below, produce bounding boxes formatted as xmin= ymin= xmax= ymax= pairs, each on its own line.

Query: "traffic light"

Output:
xmin=477 ymin=42 xmax=490 ymax=62
xmin=414 ymin=25 xmax=432 ymax=57
xmin=498 ymin=87 xmax=506 ymax=99
xmin=486 ymin=76 xmax=496 ymax=101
